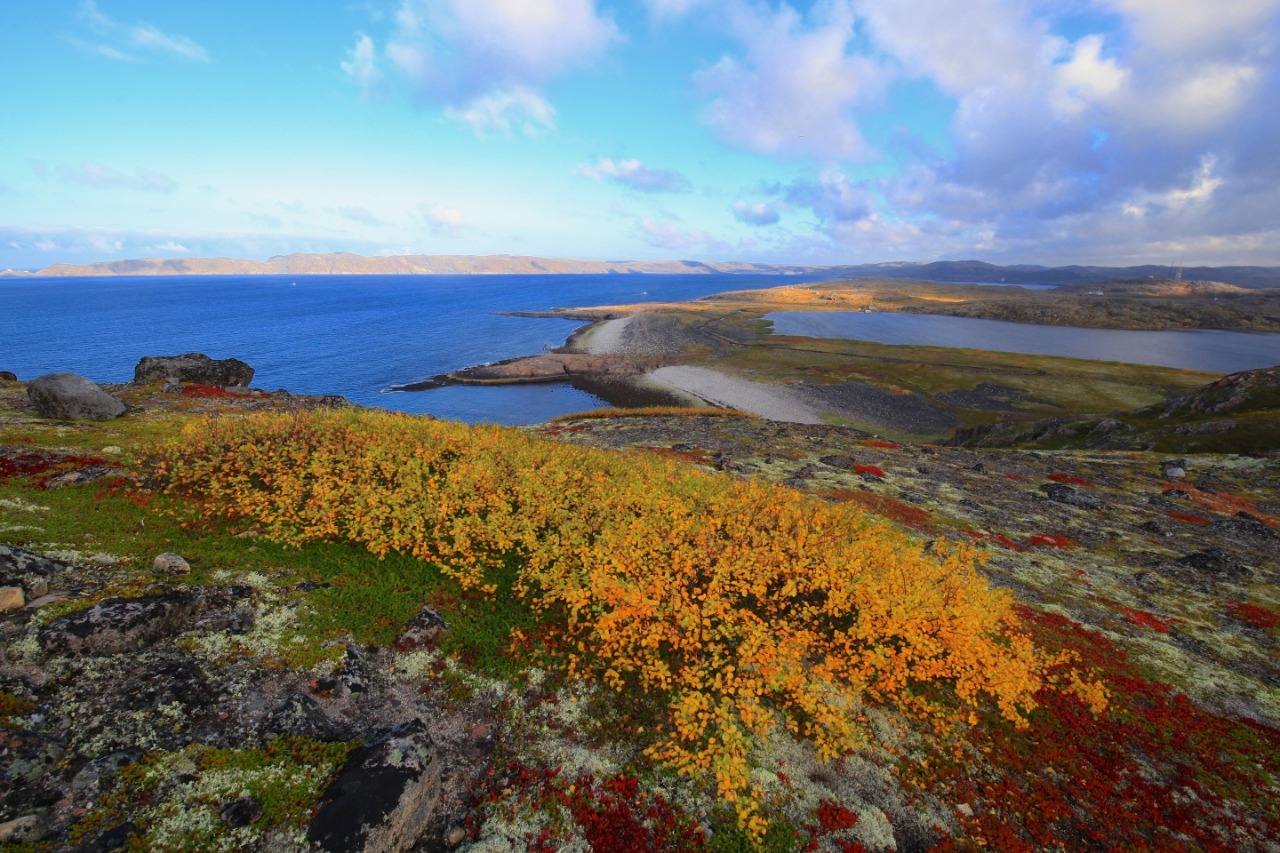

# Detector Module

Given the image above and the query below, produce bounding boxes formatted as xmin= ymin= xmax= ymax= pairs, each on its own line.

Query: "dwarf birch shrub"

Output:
xmin=144 ymin=409 xmax=1103 ymax=837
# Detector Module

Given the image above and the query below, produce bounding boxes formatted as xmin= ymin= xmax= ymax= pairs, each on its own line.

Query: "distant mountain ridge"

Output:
xmin=24 ymin=253 xmax=819 ymax=278
xmin=13 ymin=253 xmax=1280 ymax=288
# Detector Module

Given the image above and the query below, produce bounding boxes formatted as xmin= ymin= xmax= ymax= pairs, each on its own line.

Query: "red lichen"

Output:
xmin=1001 ymin=473 xmax=1026 ymax=481
xmin=971 ymin=530 xmax=1029 ymax=552
xmin=906 ymin=606 xmax=1280 ymax=851
xmin=1122 ymin=607 xmax=1172 ymax=632
xmin=853 ymin=464 xmax=885 ymax=478
xmin=1029 ymin=533 xmax=1079 ymax=549
xmin=1225 ymin=601 xmax=1280 ymax=630
xmin=827 ymin=489 xmax=936 ymax=532
xmin=1048 ymin=473 xmax=1095 ymax=488
xmin=182 ymin=384 xmax=249 ymax=398
xmin=857 ymin=439 xmax=901 ymax=450
xmin=1167 ymin=512 xmax=1211 ymax=524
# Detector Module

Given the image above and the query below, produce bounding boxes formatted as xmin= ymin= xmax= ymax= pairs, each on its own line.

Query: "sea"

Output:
xmin=1 ymin=273 xmax=822 ymax=424
xmin=4 ymin=274 xmax=1277 ymax=425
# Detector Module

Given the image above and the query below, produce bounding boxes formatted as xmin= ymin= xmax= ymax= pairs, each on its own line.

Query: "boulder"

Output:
xmin=27 ymin=373 xmax=126 ymax=421
xmin=0 ymin=545 xmax=71 ymax=598
xmin=38 ymin=590 xmax=203 ymax=656
xmin=396 ymin=605 xmax=447 ymax=651
xmin=306 ymin=719 xmax=442 ymax=853
xmin=152 ymin=552 xmax=191 ymax=577
xmin=132 ymin=353 xmax=254 ymax=388
xmin=1041 ymin=482 xmax=1106 ymax=510
xmin=0 ymin=587 xmax=23 ymax=611
xmin=0 ymin=371 xmax=17 ymax=382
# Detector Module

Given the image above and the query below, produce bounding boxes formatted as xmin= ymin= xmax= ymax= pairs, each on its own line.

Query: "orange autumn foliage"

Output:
xmin=143 ymin=409 xmax=1104 ymax=837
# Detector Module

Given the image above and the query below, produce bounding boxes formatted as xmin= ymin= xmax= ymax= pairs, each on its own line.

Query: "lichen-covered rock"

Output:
xmin=151 ymin=552 xmax=191 ymax=576
xmin=0 ymin=587 xmax=24 ymax=611
xmin=26 ymin=373 xmax=126 ymax=421
xmin=307 ymin=719 xmax=441 ymax=853
xmin=132 ymin=353 xmax=254 ymax=388
xmin=263 ymin=692 xmax=345 ymax=742
xmin=38 ymin=590 xmax=203 ymax=656
xmin=1041 ymin=482 xmax=1106 ymax=510
xmin=396 ymin=604 xmax=446 ymax=652
xmin=0 ymin=545 xmax=69 ymax=600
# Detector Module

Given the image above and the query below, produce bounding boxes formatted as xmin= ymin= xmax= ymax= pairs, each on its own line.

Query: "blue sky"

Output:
xmin=3 ymin=0 xmax=1278 ymax=270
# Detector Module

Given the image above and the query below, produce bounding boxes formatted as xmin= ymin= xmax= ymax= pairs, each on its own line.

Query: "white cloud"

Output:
xmin=338 ymin=206 xmax=384 ymax=226
xmin=637 ymin=217 xmax=721 ymax=251
xmin=578 ymin=158 xmax=692 ymax=192
xmin=341 ymin=33 xmax=382 ymax=100
xmin=73 ymin=0 xmax=209 ymax=63
xmin=421 ymin=203 xmax=465 ymax=237
xmin=731 ymin=199 xmax=782 ymax=226
xmin=369 ymin=0 xmax=620 ymax=124
xmin=693 ymin=0 xmax=889 ymax=161
xmin=56 ymin=162 xmax=177 ymax=193
xmin=150 ymin=241 xmax=190 ymax=253
xmin=445 ymin=87 xmax=556 ymax=137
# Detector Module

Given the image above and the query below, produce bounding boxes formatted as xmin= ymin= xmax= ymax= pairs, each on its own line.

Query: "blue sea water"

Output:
xmin=0 ymin=273 xmax=819 ymax=424
xmin=4 ymin=274 xmax=1277 ymax=425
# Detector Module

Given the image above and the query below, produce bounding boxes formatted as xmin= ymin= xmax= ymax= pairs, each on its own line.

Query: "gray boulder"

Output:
xmin=38 ymin=590 xmax=204 ymax=656
xmin=27 ymin=373 xmax=126 ymax=421
xmin=307 ymin=719 xmax=442 ymax=853
xmin=133 ymin=353 xmax=254 ymax=388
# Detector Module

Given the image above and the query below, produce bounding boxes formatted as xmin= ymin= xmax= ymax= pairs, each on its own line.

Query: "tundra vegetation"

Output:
xmin=1 ymin=352 xmax=1279 ymax=850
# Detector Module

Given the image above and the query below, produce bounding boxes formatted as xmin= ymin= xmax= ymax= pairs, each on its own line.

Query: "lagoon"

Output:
xmin=767 ymin=311 xmax=1280 ymax=375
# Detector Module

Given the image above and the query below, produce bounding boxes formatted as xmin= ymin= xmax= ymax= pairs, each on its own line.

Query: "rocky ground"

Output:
xmin=1 ymin=352 xmax=1278 ymax=851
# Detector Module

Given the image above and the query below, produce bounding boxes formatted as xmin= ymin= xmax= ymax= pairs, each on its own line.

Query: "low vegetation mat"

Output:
xmin=143 ymin=408 xmax=1104 ymax=835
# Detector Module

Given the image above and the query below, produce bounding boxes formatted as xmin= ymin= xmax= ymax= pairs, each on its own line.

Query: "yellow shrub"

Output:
xmin=143 ymin=409 xmax=1101 ymax=836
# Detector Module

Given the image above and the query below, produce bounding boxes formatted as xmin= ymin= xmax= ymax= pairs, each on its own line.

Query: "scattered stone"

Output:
xmin=1179 ymin=548 xmax=1250 ymax=578
xmin=132 ymin=353 xmax=255 ymax=388
xmin=0 ymin=586 xmax=25 ymax=611
xmin=41 ymin=465 xmax=129 ymax=489
xmin=819 ymin=454 xmax=854 ymax=469
xmin=956 ymin=803 xmax=974 ymax=818
xmin=793 ymin=463 xmax=820 ymax=479
xmin=70 ymin=749 xmax=143 ymax=809
xmin=1161 ymin=459 xmax=1187 ymax=479
xmin=397 ymin=605 xmax=447 ymax=651
xmin=38 ymin=590 xmax=203 ymax=656
xmin=220 ymin=797 xmax=263 ymax=828
xmin=296 ymin=580 xmax=331 ymax=592
xmin=0 ymin=815 xmax=41 ymax=843
xmin=152 ymin=552 xmax=191 ymax=576
xmin=1041 ymin=483 xmax=1106 ymax=510
xmin=27 ymin=372 xmax=126 ymax=421
xmin=306 ymin=719 xmax=442 ymax=853
xmin=87 ymin=821 xmax=136 ymax=851
xmin=264 ymin=692 xmax=345 ymax=742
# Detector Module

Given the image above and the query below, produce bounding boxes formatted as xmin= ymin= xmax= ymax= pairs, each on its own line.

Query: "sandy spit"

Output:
xmin=648 ymin=366 xmax=825 ymax=425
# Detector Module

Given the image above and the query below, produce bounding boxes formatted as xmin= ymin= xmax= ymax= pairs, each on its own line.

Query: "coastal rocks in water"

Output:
xmin=306 ymin=719 xmax=442 ymax=853
xmin=133 ymin=353 xmax=254 ymax=388
xmin=27 ymin=373 xmax=126 ymax=421
xmin=38 ymin=590 xmax=204 ymax=656
xmin=0 ymin=371 xmax=17 ymax=382
xmin=449 ymin=353 xmax=660 ymax=383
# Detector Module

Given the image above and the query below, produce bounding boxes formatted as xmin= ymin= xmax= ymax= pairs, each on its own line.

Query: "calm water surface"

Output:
xmin=768 ymin=311 xmax=1280 ymax=375
xmin=1 ymin=273 xmax=820 ymax=424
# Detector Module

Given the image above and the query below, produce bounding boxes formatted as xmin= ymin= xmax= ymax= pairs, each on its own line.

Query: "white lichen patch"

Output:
xmin=0 ymin=497 xmax=50 ymax=512
xmin=37 ymin=547 xmax=122 ymax=567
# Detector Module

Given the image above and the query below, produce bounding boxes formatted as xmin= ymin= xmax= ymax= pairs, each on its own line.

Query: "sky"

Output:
xmin=2 ymin=0 xmax=1279 ymax=270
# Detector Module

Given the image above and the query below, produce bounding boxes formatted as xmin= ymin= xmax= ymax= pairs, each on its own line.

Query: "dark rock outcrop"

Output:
xmin=306 ymin=719 xmax=442 ymax=853
xmin=38 ymin=590 xmax=204 ymax=656
xmin=27 ymin=373 xmax=126 ymax=421
xmin=132 ymin=353 xmax=254 ymax=388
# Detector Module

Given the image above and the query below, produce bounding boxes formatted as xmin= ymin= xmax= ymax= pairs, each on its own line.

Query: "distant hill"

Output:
xmin=825 ymin=260 xmax=1280 ymax=289
xmin=24 ymin=253 xmax=821 ymax=278
xmin=12 ymin=253 xmax=1280 ymax=288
